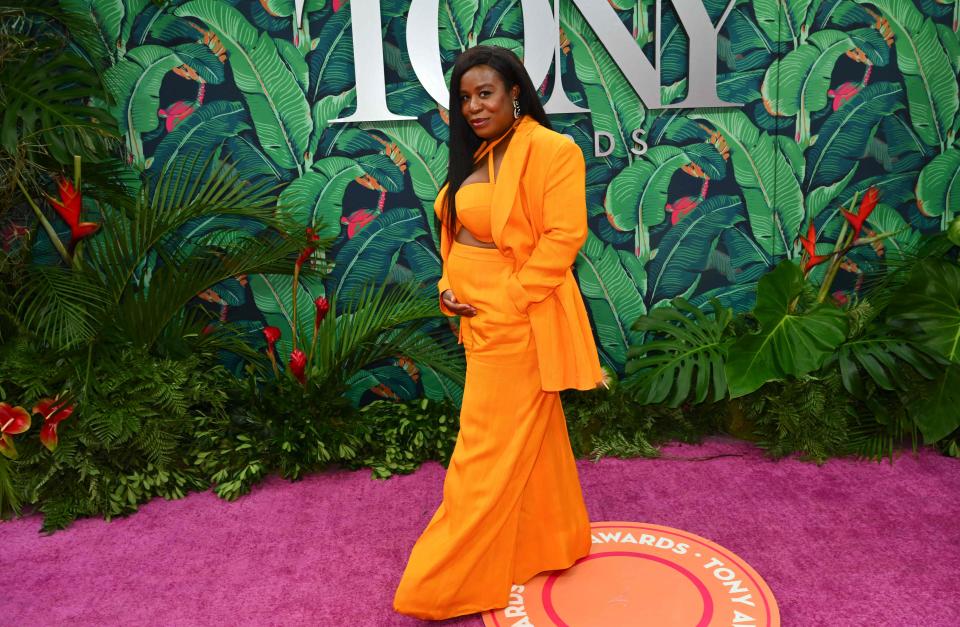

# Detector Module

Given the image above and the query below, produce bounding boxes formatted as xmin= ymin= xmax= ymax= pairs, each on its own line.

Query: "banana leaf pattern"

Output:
xmin=62 ymin=0 xmax=960 ymax=390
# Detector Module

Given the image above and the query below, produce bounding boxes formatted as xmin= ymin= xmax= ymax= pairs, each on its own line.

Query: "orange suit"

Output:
xmin=392 ymin=115 xmax=604 ymax=620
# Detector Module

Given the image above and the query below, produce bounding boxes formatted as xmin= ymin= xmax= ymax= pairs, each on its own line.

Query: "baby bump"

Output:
xmin=446 ymin=240 xmax=534 ymax=357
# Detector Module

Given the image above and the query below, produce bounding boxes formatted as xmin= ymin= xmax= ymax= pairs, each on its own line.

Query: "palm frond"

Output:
xmin=312 ymin=281 xmax=465 ymax=389
xmin=115 ymin=231 xmax=303 ymax=348
xmin=15 ymin=264 xmax=109 ymax=350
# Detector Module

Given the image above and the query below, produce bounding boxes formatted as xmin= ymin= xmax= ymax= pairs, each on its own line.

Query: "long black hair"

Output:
xmin=440 ymin=45 xmax=550 ymax=240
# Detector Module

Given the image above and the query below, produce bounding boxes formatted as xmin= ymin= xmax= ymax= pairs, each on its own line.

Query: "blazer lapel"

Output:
xmin=490 ymin=116 xmax=537 ymax=246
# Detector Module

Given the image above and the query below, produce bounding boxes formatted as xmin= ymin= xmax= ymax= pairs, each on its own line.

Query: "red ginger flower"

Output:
xmin=1 ymin=402 xmax=31 ymax=459
xmin=263 ymin=326 xmax=281 ymax=378
xmin=48 ymin=177 xmax=100 ymax=247
xmin=799 ymin=222 xmax=831 ymax=274
xmin=842 ymin=186 xmax=879 ymax=240
xmin=314 ymin=296 xmax=330 ymax=329
xmin=263 ymin=326 xmax=281 ymax=354
xmin=289 ymin=348 xmax=307 ymax=384
xmin=33 ymin=397 xmax=74 ymax=452
xmin=296 ymin=227 xmax=322 ymax=271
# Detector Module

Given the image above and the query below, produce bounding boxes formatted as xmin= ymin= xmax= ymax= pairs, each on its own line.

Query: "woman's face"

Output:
xmin=459 ymin=64 xmax=520 ymax=140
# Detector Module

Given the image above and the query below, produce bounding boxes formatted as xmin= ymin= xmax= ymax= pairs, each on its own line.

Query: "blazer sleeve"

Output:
xmin=505 ymin=140 xmax=588 ymax=313
xmin=434 ymin=188 xmax=457 ymax=317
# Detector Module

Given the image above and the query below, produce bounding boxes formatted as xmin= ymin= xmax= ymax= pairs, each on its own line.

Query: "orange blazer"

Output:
xmin=434 ymin=115 xmax=604 ymax=392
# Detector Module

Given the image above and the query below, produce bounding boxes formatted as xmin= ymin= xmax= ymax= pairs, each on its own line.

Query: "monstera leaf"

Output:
xmin=646 ymin=195 xmax=745 ymax=305
xmin=804 ymin=81 xmax=904 ymax=190
xmin=690 ymin=110 xmax=803 ymax=257
xmin=561 ymin=0 xmax=645 ymax=160
xmin=838 ymin=335 xmax=941 ymax=397
xmin=327 ymin=208 xmax=428 ymax=305
xmin=916 ymin=149 xmax=960 ymax=219
xmin=175 ymin=0 xmax=313 ymax=175
xmin=888 ymin=258 xmax=960 ymax=363
xmin=575 ymin=232 xmax=647 ymax=368
xmin=726 ymin=261 xmax=848 ymax=398
xmin=884 ymin=247 xmax=960 ymax=443
xmin=761 ymin=30 xmax=854 ymax=117
xmin=857 ymin=0 xmax=958 ymax=150
xmin=626 ymin=297 xmax=733 ymax=407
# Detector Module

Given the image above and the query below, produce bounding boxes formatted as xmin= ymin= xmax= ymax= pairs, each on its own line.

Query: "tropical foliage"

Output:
xmin=2 ymin=0 xmax=959 ymax=529
xmin=35 ymin=0 xmax=955 ymax=380
xmin=625 ymin=223 xmax=960 ymax=462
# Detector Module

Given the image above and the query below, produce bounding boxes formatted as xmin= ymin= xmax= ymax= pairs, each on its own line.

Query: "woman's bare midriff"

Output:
xmin=455 ymin=227 xmax=497 ymax=248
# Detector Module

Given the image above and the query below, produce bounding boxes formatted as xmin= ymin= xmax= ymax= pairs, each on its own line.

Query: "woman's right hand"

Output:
xmin=441 ymin=289 xmax=477 ymax=317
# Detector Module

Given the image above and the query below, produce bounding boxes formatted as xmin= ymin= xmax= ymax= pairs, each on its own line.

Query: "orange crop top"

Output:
xmin=454 ymin=150 xmax=497 ymax=243
xmin=451 ymin=120 xmax=519 ymax=244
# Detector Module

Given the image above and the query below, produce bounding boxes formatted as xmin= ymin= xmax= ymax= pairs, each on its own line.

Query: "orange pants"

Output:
xmin=392 ymin=240 xmax=592 ymax=620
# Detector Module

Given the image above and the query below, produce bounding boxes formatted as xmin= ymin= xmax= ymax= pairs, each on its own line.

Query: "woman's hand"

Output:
xmin=441 ymin=289 xmax=478 ymax=317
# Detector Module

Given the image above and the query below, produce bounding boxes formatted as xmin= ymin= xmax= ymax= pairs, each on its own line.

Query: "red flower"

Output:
xmin=296 ymin=227 xmax=321 ymax=271
xmin=158 ymin=101 xmax=195 ymax=132
xmin=0 ymin=403 xmax=31 ymax=460
xmin=263 ymin=326 xmax=281 ymax=354
xmin=48 ymin=178 xmax=100 ymax=246
xmin=340 ymin=209 xmax=375 ymax=238
xmin=841 ymin=187 xmax=879 ymax=240
xmin=263 ymin=326 xmax=281 ymax=378
xmin=32 ymin=397 xmax=73 ymax=452
xmin=314 ymin=296 xmax=330 ymax=329
xmin=33 ymin=398 xmax=73 ymax=424
xmin=665 ymin=196 xmax=701 ymax=225
xmin=827 ymin=82 xmax=860 ymax=111
xmin=799 ymin=222 xmax=830 ymax=273
xmin=289 ymin=348 xmax=307 ymax=384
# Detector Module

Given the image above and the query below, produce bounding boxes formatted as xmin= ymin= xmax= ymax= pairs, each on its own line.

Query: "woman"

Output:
xmin=392 ymin=45 xmax=604 ymax=621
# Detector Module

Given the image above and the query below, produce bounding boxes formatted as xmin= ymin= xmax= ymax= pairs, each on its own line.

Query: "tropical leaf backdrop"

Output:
xmin=61 ymin=0 xmax=960 ymax=382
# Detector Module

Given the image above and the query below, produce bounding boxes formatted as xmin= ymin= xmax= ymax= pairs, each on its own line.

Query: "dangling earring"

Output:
xmin=513 ymin=98 xmax=521 ymax=119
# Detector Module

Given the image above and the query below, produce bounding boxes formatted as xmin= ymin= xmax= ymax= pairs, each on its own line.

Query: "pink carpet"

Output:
xmin=4 ymin=435 xmax=958 ymax=626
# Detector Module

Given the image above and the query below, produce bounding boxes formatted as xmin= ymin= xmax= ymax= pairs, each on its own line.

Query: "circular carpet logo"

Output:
xmin=482 ymin=522 xmax=779 ymax=627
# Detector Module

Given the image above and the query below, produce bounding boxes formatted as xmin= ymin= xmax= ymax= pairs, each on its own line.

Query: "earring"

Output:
xmin=513 ymin=98 xmax=521 ymax=119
